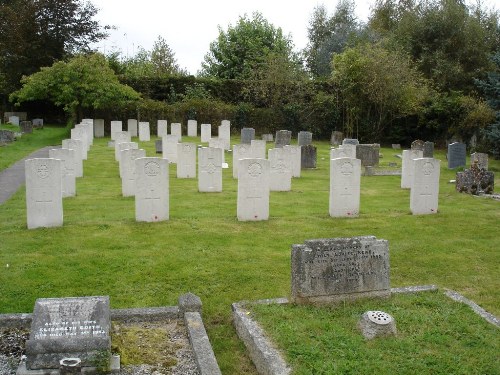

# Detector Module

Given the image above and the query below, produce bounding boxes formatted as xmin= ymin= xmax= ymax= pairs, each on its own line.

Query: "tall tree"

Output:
xmin=150 ymin=36 xmax=183 ymax=76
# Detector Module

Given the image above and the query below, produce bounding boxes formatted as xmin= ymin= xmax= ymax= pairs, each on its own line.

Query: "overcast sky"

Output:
xmin=91 ymin=0 xmax=497 ymax=75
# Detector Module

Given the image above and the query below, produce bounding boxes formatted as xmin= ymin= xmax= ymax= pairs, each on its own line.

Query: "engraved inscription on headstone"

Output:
xmin=410 ymin=158 xmax=440 ymax=215
xmin=135 ymin=157 xmax=169 ymax=222
xmin=177 ymin=142 xmax=196 ymax=178
xmin=237 ymin=159 xmax=270 ymax=221
xmin=330 ymin=157 xmax=361 ymax=217
xmin=198 ymin=147 xmax=222 ymax=192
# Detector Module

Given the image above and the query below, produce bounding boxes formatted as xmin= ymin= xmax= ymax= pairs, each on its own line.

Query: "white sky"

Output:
xmin=90 ymin=0 xmax=497 ymax=75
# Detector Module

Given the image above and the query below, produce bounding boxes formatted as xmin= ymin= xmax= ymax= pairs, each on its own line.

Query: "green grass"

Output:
xmin=250 ymin=290 xmax=499 ymax=375
xmin=0 ymin=136 xmax=499 ymax=374
xmin=0 ymin=124 xmax=69 ymax=170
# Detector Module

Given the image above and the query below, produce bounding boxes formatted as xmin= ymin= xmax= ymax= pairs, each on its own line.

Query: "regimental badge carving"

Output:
xmin=37 ymin=164 xmax=50 ymax=179
xmin=422 ymin=162 xmax=434 ymax=176
xmin=340 ymin=161 xmax=354 ymax=176
xmin=144 ymin=161 xmax=160 ymax=176
xmin=207 ymin=163 xmax=216 ymax=174
xmin=248 ymin=162 xmax=262 ymax=177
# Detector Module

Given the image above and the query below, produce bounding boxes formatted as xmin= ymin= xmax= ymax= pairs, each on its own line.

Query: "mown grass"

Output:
xmin=0 ymin=136 xmax=499 ymax=374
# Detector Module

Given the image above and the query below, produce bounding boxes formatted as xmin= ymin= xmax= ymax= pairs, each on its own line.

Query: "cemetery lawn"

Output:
xmin=0 ymin=137 xmax=499 ymax=374
xmin=0 ymin=125 xmax=69 ymax=171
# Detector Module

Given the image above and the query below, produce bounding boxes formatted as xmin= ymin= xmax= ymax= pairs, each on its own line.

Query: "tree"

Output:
xmin=10 ymin=54 xmax=141 ymax=122
xmin=201 ymin=12 xmax=295 ymax=79
xmin=151 ymin=36 xmax=182 ymax=76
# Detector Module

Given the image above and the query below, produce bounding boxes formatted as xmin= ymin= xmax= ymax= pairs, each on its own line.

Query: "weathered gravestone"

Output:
xmin=342 ymin=138 xmax=359 ymax=146
xmin=233 ymin=143 xmax=252 ymax=179
xmin=283 ymin=145 xmax=301 ymax=178
xmin=269 ymin=148 xmax=292 ymax=191
xmin=330 ymin=147 xmax=352 ymax=159
xmin=110 ymin=121 xmax=122 ymax=141
xmin=410 ymin=158 xmax=440 ymax=215
xmin=275 ymin=130 xmax=292 ymax=148
xmin=0 ymin=130 xmax=15 ymax=144
xmin=447 ymin=142 xmax=466 ymax=169
xmin=49 ymin=148 xmax=76 ymax=198
xmin=94 ymin=119 xmax=104 ymax=138
xmin=201 ymin=123 xmax=211 ymax=143
xmin=4 ymin=112 xmax=26 ymax=123
xmin=177 ymin=143 xmax=197 ymax=178
xmin=162 ymin=135 xmax=178 ymax=163
xmin=470 ymin=152 xmax=488 ymax=170
xmin=356 ymin=144 xmax=379 ymax=166
xmin=20 ymin=121 xmax=33 ymax=134
xmin=330 ymin=131 xmax=343 ymax=146
xmin=423 ymin=141 xmax=434 ymax=158
xmin=155 ymin=139 xmax=162 ymax=154
xmin=411 ymin=139 xmax=425 ymax=151
xmin=291 ymin=236 xmax=390 ymax=304
xmin=298 ymin=131 xmax=312 ymax=146
xmin=301 ymin=145 xmax=317 ymax=169
xmin=127 ymin=119 xmax=138 ymax=138
xmin=329 ymin=157 xmax=361 ymax=217
xmin=157 ymin=120 xmax=168 ymax=138
xmin=456 ymin=161 xmax=494 ymax=195
xmin=187 ymin=119 xmax=197 ymax=137
xmin=138 ymin=122 xmax=150 ymax=142
xmin=24 ymin=296 xmax=111 ymax=371
xmin=241 ymin=128 xmax=255 ymax=144
xmin=237 ymin=158 xmax=270 ymax=221
xmin=61 ymin=139 xmax=84 ymax=178
xmin=9 ymin=116 xmax=20 ymax=126
xmin=32 ymin=119 xmax=44 ymax=129
xmin=135 ymin=157 xmax=169 ymax=222
xmin=198 ymin=147 xmax=222 ymax=192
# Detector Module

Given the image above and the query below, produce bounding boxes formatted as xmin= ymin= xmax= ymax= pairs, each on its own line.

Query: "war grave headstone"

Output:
xmin=20 ymin=121 xmax=33 ymax=134
xmin=177 ymin=143 xmax=197 ymax=178
xmin=127 ymin=119 xmax=138 ymax=138
xmin=81 ymin=119 xmax=94 ymax=145
xmin=283 ymin=145 xmax=301 ymax=178
xmin=447 ymin=142 xmax=466 ymax=169
xmin=49 ymin=148 xmax=76 ymax=197
xmin=456 ymin=162 xmax=494 ymax=195
xmin=187 ymin=119 xmax=197 ymax=137
xmin=0 ymin=129 xmax=15 ymax=144
xmin=423 ymin=141 xmax=434 ymax=158
xmin=25 ymin=158 xmax=63 ymax=229
xmin=155 ymin=139 xmax=162 ymax=154
xmin=157 ymin=120 xmax=168 ymax=138
xmin=298 ymin=131 xmax=312 ymax=146
xmin=237 ymin=158 xmax=270 ymax=221
xmin=114 ymin=132 xmax=132 ymax=161
xmin=241 ymin=127 xmax=255 ymax=144
xmin=208 ymin=138 xmax=226 ymax=163
xmin=233 ymin=143 xmax=252 ymax=179
xmin=275 ymin=130 xmax=292 ymax=148
xmin=117 ymin=142 xmax=138 ymax=177
xmin=330 ymin=131 xmax=343 ymax=146
xmin=9 ymin=116 xmax=20 ymax=126
xmin=250 ymin=140 xmax=266 ymax=159
xmin=135 ymin=157 xmax=169 ymax=222
xmin=470 ymin=152 xmax=488 ymax=170
xmin=218 ymin=121 xmax=231 ymax=150
xmin=410 ymin=158 xmax=440 ymax=215
xmin=171 ymin=123 xmax=182 ymax=142
xmin=32 ymin=119 xmax=44 ymax=129
xmin=342 ymin=138 xmax=359 ymax=146
xmin=201 ymin=123 xmax=211 ymax=142
xmin=269 ymin=148 xmax=292 ymax=191
xmin=356 ymin=144 xmax=379 ymax=166
xmin=162 ymin=135 xmax=179 ymax=163
xmin=22 ymin=296 xmax=111 ymax=372
xmin=70 ymin=128 xmax=88 ymax=159
xmin=121 ymin=149 xmax=146 ymax=197
xmin=139 ymin=122 xmax=151 ymax=142
xmin=301 ymin=144 xmax=317 ymax=169
xmin=94 ymin=119 xmax=104 ymax=138
xmin=198 ymin=147 xmax=222 ymax=193
xmin=262 ymin=134 xmax=273 ymax=142
xmin=401 ymin=149 xmax=423 ymax=189
xmin=329 ymin=157 xmax=361 ymax=217
xmin=330 ymin=147 xmax=352 ymax=160
xmin=411 ymin=139 xmax=425 ymax=151
xmin=75 ymin=124 xmax=92 ymax=149
xmin=110 ymin=121 xmax=123 ymax=140
xmin=291 ymin=236 xmax=390 ymax=304
xmin=62 ymin=139 xmax=84 ymax=178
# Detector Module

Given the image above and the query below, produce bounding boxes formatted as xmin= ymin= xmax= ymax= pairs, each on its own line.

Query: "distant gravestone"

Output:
xmin=356 ymin=144 xmax=379 ymax=166
xmin=329 ymin=157 xmax=361 ymax=217
xmin=342 ymin=138 xmax=359 ymax=146
xmin=262 ymin=134 xmax=273 ymax=142
xmin=391 ymin=144 xmax=401 ymax=150
xmin=301 ymin=145 xmax=317 ymax=169
xmin=20 ymin=121 xmax=33 ymax=134
xmin=187 ymin=119 xmax=197 ymax=137
xmin=269 ymin=148 xmax=292 ymax=191
xmin=250 ymin=140 xmax=266 ymax=159
xmin=298 ymin=131 xmax=312 ymax=146
xmin=110 ymin=121 xmax=122 ymax=140
xmin=4 ymin=112 xmax=26 ymax=123
xmin=61 ymin=139 xmax=83 ymax=178
xmin=121 ymin=148 xmax=146 ymax=197
xmin=447 ymin=142 xmax=466 ymax=169
xmin=138 ymin=122 xmax=150 ymax=141
xmin=241 ymin=127 xmax=255 ymax=144
xmin=283 ymin=145 xmax=301 ymax=178
xmin=218 ymin=121 xmax=231 ymax=150
xmin=291 ymin=236 xmax=390 ymax=304
xmin=70 ymin=127 xmax=88 ymax=159
xmin=75 ymin=124 xmax=92 ymax=148
xmin=275 ymin=130 xmax=292 ymax=148
xmin=456 ymin=162 xmax=494 ymax=195
xmin=330 ymin=147 xmax=351 ymax=160
xmin=157 ymin=120 xmax=168 ymax=138
xmin=25 ymin=158 xmax=63 ymax=229
xmin=208 ymin=138 xmax=225 ymax=163
xmin=135 ymin=157 xmax=169 ymax=222
xmin=401 ymin=149 xmax=423 ymax=189
xmin=411 ymin=139 xmax=425 ymax=151
xmin=410 ymin=158 xmax=440 ymax=215
xmin=470 ymin=152 xmax=488 ymax=170
xmin=49 ymin=148 xmax=76 ymax=198
xmin=25 ymin=296 xmax=111 ymax=370
xmin=233 ymin=143 xmax=252 ymax=179
xmin=162 ymin=135 xmax=179 ymax=163
xmin=330 ymin=131 xmax=343 ymax=146
xmin=127 ymin=119 xmax=138 ymax=137
xmin=237 ymin=158 xmax=270 ymax=221
xmin=115 ymin=141 xmax=137 ymax=163
xmin=155 ymin=139 xmax=162 ymax=154
xmin=171 ymin=123 xmax=182 ymax=142
xmin=198 ymin=147 xmax=222 ymax=192
xmin=94 ymin=119 xmax=104 ymax=138
xmin=177 ymin=143 xmax=197 ymax=178
xmin=9 ymin=116 xmax=20 ymax=126
xmin=201 ymin=124 xmax=211 ymax=142
xmin=0 ymin=129 xmax=15 ymax=144
xmin=423 ymin=141 xmax=434 ymax=158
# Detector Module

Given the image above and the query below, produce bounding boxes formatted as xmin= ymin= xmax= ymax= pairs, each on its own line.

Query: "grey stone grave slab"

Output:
xmin=423 ymin=141 xmax=434 ymax=157
xmin=356 ymin=144 xmax=379 ymax=166
xmin=411 ymin=139 xmax=425 ymax=151
xmin=291 ymin=236 xmax=390 ymax=304
xmin=0 ymin=130 xmax=15 ymax=144
xmin=448 ymin=142 xmax=466 ymax=169
xmin=330 ymin=131 xmax=343 ymax=146
xmin=240 ymin=128 xmax=255 ymax=144
xmin=32 ymin=119 xmax=44 ymax=129
xmin=471 ymin=152 xmax=488 ymax=170
xmin=301 ymin=145 xmax=317 ymax=169
xmin=342 ymin=138 xmax=359 ymax=146
xmin=298 ymin=131 xmax=312 ymax=146
xmin=155 ymin=139 xmax=162 ymax=153
xmin=24 ymin=296 xmax=110 ymax=370
xmin=275 ymin=130 xmax=292 ymax=148
xmin=456 ymin=162 xmax=494 ymax=195
xmin=20 ymin=121 xmax=33 ymax=134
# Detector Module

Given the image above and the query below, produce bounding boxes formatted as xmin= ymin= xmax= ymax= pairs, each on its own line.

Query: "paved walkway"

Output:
xmin=0 ymin=146 xmax=59 ymax=204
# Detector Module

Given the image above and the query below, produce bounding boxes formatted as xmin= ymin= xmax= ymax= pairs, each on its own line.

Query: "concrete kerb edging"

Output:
xmin=0 ymin=293 xmax=221 ymax=375
xmin=232 ymin=286 xmax=499 ymax=375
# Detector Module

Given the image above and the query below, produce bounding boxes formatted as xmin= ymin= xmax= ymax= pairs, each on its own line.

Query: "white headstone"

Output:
xmin=75 ymin=124 xmax=91 ymax=150
xmin=177 ymin=143 xmax=197 ymax=178
xmin=80 ymin=120 xmax=94 ymax=145
xmin=139 ymin=122 xmax=150 ymax=141
xmin=117 ymin=142 xmax=138 ymax=177
xmin=329 ymin=157 xmax=361 ymax=217
xmin=121 ymin=149 xmax=146 ymax=197
xmin=187 ymin=120 xmax=197 ymax=137
xmin=171 ymin=123 xmax=182 ymax=142
xmin=237 ymin=158 xmax=270 ymax=221
xmin=401 ymin=150 xmax=423 ymax=189
xmin=208 ymin=138 xmax=225 ymax=163
xmin=250 ymin=140 xmax=266 ymax=159
xmin=157 ymin=120 xmax=168 ymax=138
xmin=284 ymin=145 xmax=301 ymax=178
xmin=269 ymin=148 xmax=292 ymax=191
xmin=94 ymin=119 xmax=105 ymax=138
xmin=135 ymin=157 xmax=169 ymax=222
xmin=25 ymin=158 xmax=63 ymax=229
xmin=198 ymin=147 xmax=222 ymax=192
xmin=127 ymin=119 xmax=138 ymax=137
xmin=110 ymin=121 xmax=123 ymax=140
xmin=114 ymin=131 xmax=132 ymax=161
xmin=218 ymin=121 xmax=230 ymax=150
xmin=331 ymin=145 xmax=355 ymax=159
xmin=232 ymin=144 xmax=252 ymax=179
xmin=201 ymin=124 xmax=211 ymax=142
xmin=49 ymin=148 xmax=76 ymax=197
xmin=61 ymin=139 xmax=84 ymax=177
xmin=162 ymin=135 xmax=179 ymax=163
xmin=410 ymin=158 xmax=440 ymax=215
xmin=70 ymin=128 xmax=88 ymax=160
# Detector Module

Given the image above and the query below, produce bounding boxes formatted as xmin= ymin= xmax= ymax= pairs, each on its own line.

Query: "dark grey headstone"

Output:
xmin=423 ymin=141 xmax=434 ymax=158
xmin=32 ymin=119 xmax=44 ymax=129
xmin=20 ymin=121 xmax=33 ymax=134
xmin=411 ymin=140 xmax=424 ymax=151
xmin=291 ymin=236 xmax=390 ymax=304
xmin=240 ymin=128 xmax=255 ymax=144
xmin=25 ymin=296 xmax=111 ymax=370
xmin=298 ymin=131 xmax=312 ymax=146
xmin=448 ymin=142 xmax=466 ymax=169
xmin=356 ymin=144 xmax=379 ymax=166
xmin=274 ymin=130 xmax=292 ymax=148
xmin=155 ymin=139 xmax=162 ymax=154
xmin=342 ymin=138 xmax=359 ymax=146
xmin=456 ymin=162 xmax=494 ymax=195
xmin=301 ymin=145 xmax=317 ymax=169
xmin=330 ymin=131 xmax=343 ymax=146
xmin=0 ymin=130 xmax=15 ymax=144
